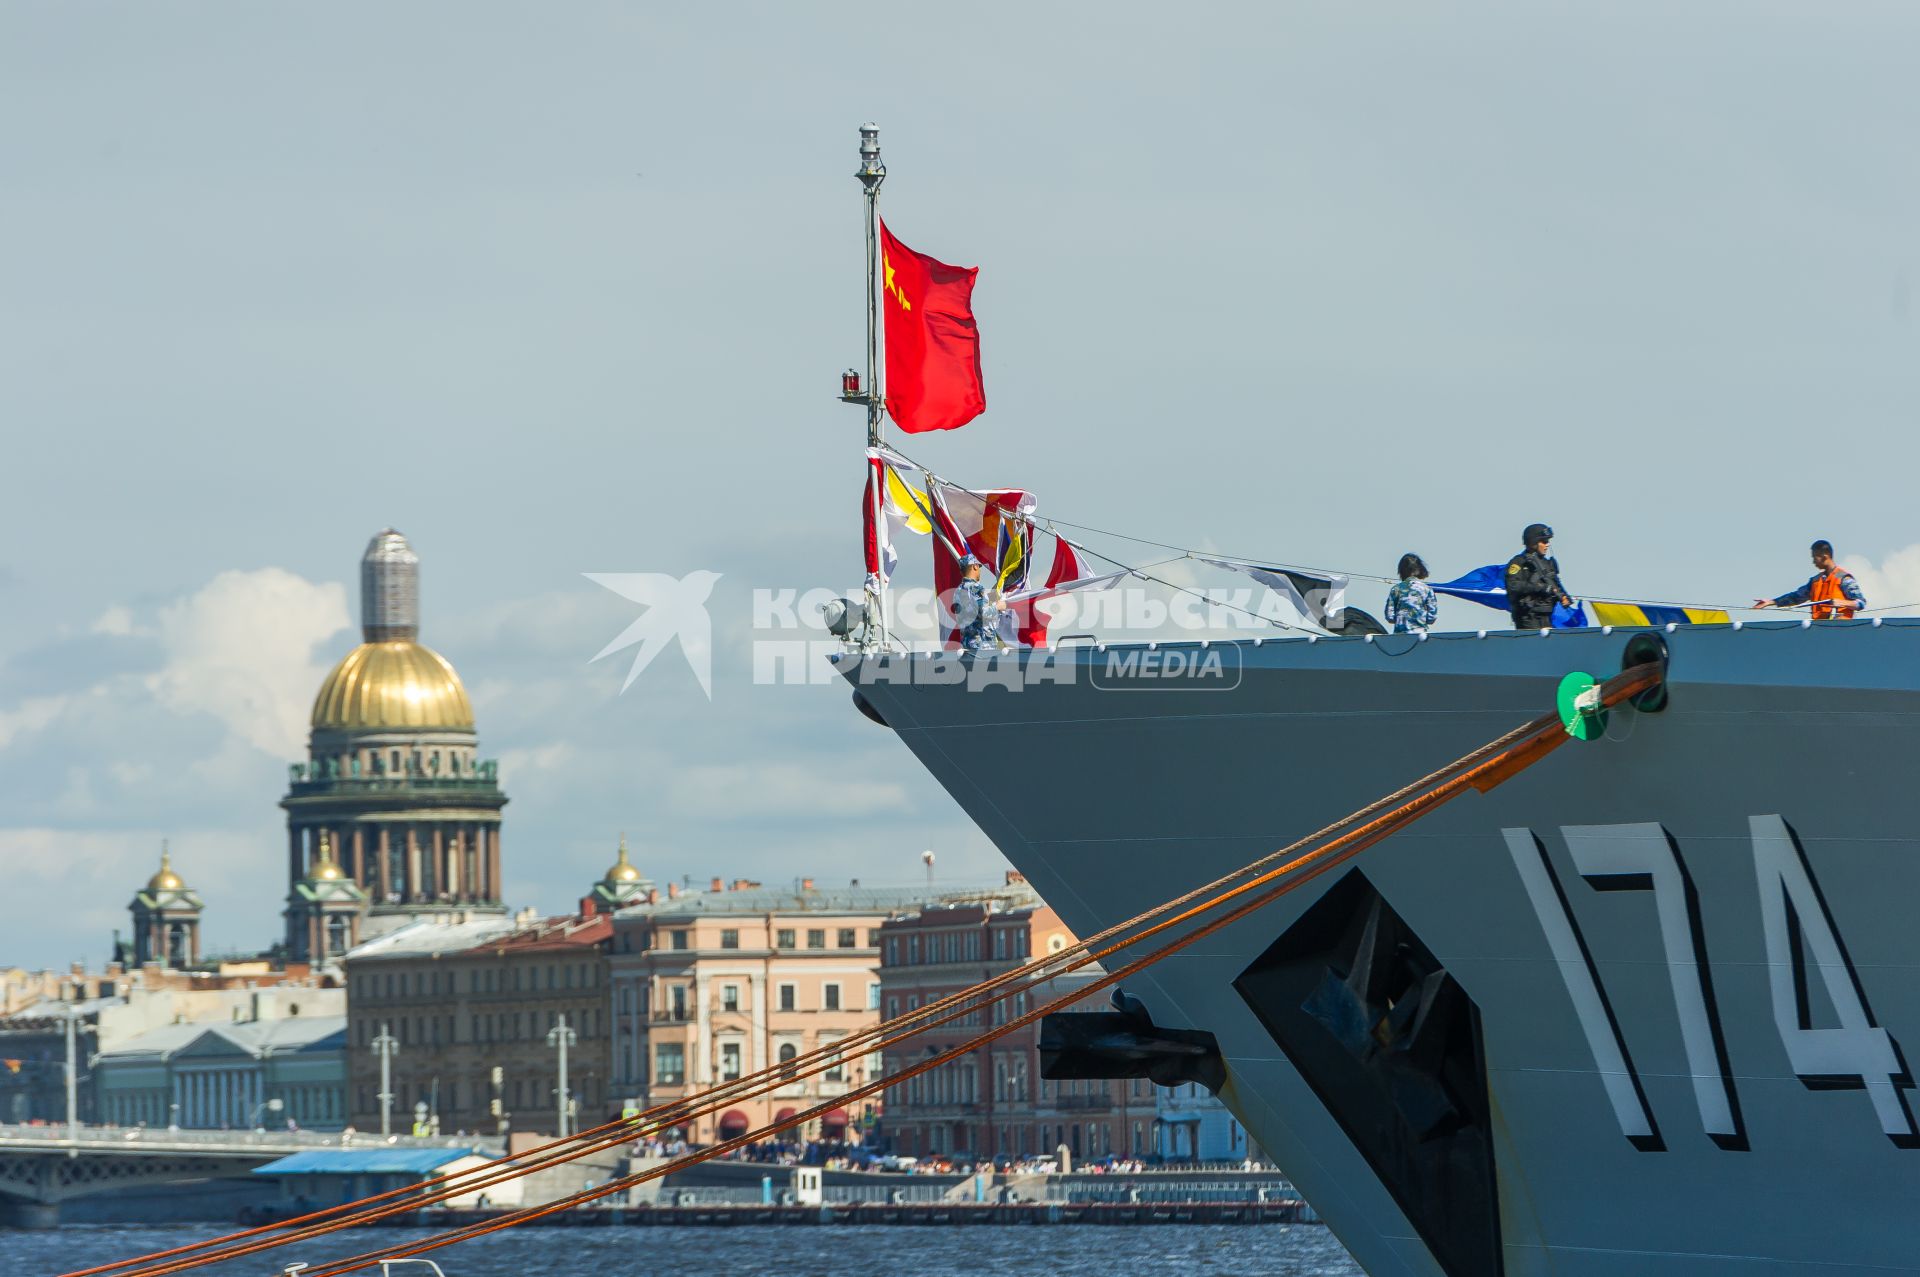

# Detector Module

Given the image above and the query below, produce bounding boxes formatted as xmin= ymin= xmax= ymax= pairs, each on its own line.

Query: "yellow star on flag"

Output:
xmin=884 ymin=253 xmax=911 ymax=311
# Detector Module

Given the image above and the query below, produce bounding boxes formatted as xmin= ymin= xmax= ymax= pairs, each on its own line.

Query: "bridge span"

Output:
xmin=0 ymin=1123 xmax=500 ymax=1228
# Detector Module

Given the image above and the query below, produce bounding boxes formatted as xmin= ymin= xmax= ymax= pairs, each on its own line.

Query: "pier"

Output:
xmin=326 ymin=1198 xmax=1321 ymax=1228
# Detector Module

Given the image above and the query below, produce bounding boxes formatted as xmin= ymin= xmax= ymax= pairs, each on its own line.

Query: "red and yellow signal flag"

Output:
xmin=880 ymin=220 xmax=985 ymax=433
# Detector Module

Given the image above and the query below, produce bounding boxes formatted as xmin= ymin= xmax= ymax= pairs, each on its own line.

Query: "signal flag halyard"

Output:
xmin=880 ymin=220 xmax=985 ymax=433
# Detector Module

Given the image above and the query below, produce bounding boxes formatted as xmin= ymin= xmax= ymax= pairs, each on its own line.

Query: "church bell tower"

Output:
xmin=129 ymin=842 xmax=203 ymax=967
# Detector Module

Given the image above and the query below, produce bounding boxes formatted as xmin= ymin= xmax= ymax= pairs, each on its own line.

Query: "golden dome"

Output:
xmin=311 ymin=833 xmax=345 ymax=881
xmin=311 ymin=641 xmax=474 ymax=733
xmin=147 ymin=843 xmax=185 ymax=891
xmin=604 ymin=834 xmax=642 ymax=883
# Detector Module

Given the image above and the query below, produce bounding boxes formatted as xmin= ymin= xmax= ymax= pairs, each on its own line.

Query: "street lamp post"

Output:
xmin=61 ymin=1007 xmax=79 ymax=1147
xmin=371 ymin=1022 xmax=399 ymax=1137
xmin=547 ymin=1014 xmax=576 ymax=1138
xmin=248 ymin=1097 xmax=285 ymax=1131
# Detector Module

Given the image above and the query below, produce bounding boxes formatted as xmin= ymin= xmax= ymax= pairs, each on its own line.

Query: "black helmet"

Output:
xmin=1523 ymin=523 xmax=1554 ymax=546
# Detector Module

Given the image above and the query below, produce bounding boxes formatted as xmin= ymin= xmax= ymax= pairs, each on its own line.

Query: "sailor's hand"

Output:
xmin=1752 ymin=598 xmax=1773 ymax=610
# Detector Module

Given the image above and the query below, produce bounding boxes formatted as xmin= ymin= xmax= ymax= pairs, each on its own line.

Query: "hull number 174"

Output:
xmin=1506 ymin=816 xmax=1915 ymax=1150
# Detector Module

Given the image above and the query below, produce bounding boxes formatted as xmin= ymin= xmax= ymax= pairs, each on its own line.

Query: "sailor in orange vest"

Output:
xmin=1752 ymin=539 xmax=1867 ymax=620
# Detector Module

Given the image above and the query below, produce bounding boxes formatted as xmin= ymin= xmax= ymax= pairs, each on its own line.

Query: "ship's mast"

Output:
xmin=858 ymin=123 xmax=885 ymax=448
xmin=854 ymin=123 xmax=889 ymax=646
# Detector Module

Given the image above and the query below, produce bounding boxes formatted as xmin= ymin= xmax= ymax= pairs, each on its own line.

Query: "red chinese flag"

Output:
xmin=880 ymin=220 xmax=985 ymax=433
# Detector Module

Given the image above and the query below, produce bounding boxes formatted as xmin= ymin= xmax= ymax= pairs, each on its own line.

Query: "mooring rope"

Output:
xmin=88 ymin=662 xmax=1659 ymax=1277
xmin=284 ymin=662 xmax=1659 ymax=1277
xmin=78 ymin=681 xmax=1562 ymax=1277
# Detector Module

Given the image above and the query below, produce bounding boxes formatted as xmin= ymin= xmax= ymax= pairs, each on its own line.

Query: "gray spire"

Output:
xmin=361 ymin=529 xmax=420 ymax=642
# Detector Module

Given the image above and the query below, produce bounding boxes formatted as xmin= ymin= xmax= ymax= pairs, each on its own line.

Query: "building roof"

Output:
xmin=216 ymin=1015 xmax=348 ymax=1053
xmin=344 ymin=915 xmax=610 ymax=964
xmin=342 ymin=918 xmax=518 ymax=963
xmin=88 ymin=1020 xmax=206 ymax=1061
xmin=614 ymin=883 xmax=972 ymax=921
xmin=482 ymin=915 xmax=611 ymax=953
xmin=0 ymin=995 xmax=126 ymax=1029
xmin=95 ymin=1015 xmax=347 ymax=1064
xmin=253 ymin=1147 xmax=484 ymax=1176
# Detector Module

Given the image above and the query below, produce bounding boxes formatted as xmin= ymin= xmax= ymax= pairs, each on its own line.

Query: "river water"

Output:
xmin=7 ymin=1222 xmax=1363 ymax=1276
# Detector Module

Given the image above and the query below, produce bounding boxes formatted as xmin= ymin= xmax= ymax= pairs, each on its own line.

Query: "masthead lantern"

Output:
xmin=857 ymin=122 xmax=885 ymax=190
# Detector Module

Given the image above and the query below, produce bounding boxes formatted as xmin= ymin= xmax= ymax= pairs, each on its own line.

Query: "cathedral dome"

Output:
xmin=147 ymin=846 xmax=185 ymax=891
xmin=603 ymin=835 xmax=643 ymax=883
xmin=310 ymin=640 xmax=475 ymax=733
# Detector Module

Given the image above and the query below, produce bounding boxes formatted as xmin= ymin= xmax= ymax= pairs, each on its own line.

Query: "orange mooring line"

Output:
xmin=91 ymin=662 xmax=1660 ymax=1277
xmin=295 ymin=669 xmax=1656 ymax=1277
xmin=76 ymin=695 xmax=1555 ymax=1277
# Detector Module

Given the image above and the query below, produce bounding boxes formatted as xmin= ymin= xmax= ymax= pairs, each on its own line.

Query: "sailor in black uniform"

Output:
xmin=1505 ymin=523 xmax=1571 ymax=630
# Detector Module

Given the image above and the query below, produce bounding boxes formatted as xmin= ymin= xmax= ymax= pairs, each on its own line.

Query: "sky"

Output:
xmin=3 ymin=2 xmax=1919 ymax=967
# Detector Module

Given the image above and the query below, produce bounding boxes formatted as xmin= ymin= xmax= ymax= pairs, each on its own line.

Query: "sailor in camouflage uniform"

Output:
xmin=1384 ymin=553 xmax=1439 ymax=634
xmin=1505 ymin=523 xmax=1571 ymax=630
xmin=955 ymin=553 xmax=1003 ymax=651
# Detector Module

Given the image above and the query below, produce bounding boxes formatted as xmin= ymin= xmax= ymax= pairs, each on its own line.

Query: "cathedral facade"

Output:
xmin=280 ymin=530 xmax=509 ymax=961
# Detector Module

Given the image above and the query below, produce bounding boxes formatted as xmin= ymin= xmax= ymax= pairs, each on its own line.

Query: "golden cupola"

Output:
xmin=604 ymin=834 xmax=643 ymax=883
xmin=146 ymin=841 xmax=187 ymax=892
xmin=311 ymin=642 xmax=474 ymax=733
xmin=310 ymin=530 xmax=475 ymax=734
xmin=585 ymin=833 xmax=652 ymax=914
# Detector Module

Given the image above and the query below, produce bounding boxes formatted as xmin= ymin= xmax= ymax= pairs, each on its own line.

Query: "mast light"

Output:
xmin=857 ymin=123 xmax=885 ymax=190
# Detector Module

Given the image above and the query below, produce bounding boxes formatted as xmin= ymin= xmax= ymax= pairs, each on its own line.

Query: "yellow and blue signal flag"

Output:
xmin=1588 ymin=601 xmax=1729 ymax=627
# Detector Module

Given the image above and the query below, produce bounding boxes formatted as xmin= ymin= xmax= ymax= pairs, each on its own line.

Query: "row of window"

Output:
xmin=638 ymin=979 xmax=882 ymax=1019
xmin=882 ymin=1057 xmax=1149 ymax=1112
xmin=354 ymin=1006 xmax=600 ymax=1048
xmin=304 ymin=747 xmax=479 ymax=780
xmin=884 ymin=989 xmax=1028 ymax=1025
xmin=97 ymin=1084 xmax=345 ymax=1129
xmin=883 ymin=927 xmax=1031 ymax=968
xmin=905 ymin=1057 xmax=977 ymax=1107
xmin=657 ymin=927 xmax=878 ymax=952
xmin=652 ymin=1036 xmax=860 ymax=1088
xmin=352 ymin=961 xmax=601 ymax=1001
xmin=354 ymin=1072 xmax=602 ymax=1116
xmin=906 ymin=1120 xmax=1135 ymax=1161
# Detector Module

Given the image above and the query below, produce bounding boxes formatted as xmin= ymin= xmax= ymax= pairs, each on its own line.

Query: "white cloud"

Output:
xmin=0 ymin=566 xmax=351 ymax=963
xmin=0 ymin=826 xmax=280 ymax=966
xmin=1843 ymin=546 xmax=1920 ymax=618
xmin=90 ymin=605 xmax=139 ymax=636
xmin=0 ymin=695 xmax=68 ymax=749
xmin=145 ymin=568 xmax=351 ymax=757
xmin=0 ymin=569 xmax=990 ymax=966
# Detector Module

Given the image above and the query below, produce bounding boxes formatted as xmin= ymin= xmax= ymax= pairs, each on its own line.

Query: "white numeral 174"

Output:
xmin=1507 ymin=816 xmax=1915 ymax=1149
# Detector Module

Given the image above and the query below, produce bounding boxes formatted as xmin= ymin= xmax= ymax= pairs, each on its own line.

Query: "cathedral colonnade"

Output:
xmin=287 ymin=821 xmax=503 ymax=905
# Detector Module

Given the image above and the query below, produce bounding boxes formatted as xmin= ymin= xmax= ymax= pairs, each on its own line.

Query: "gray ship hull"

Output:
xmin=838 ymin=620 xmax=1920 ymax=1276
